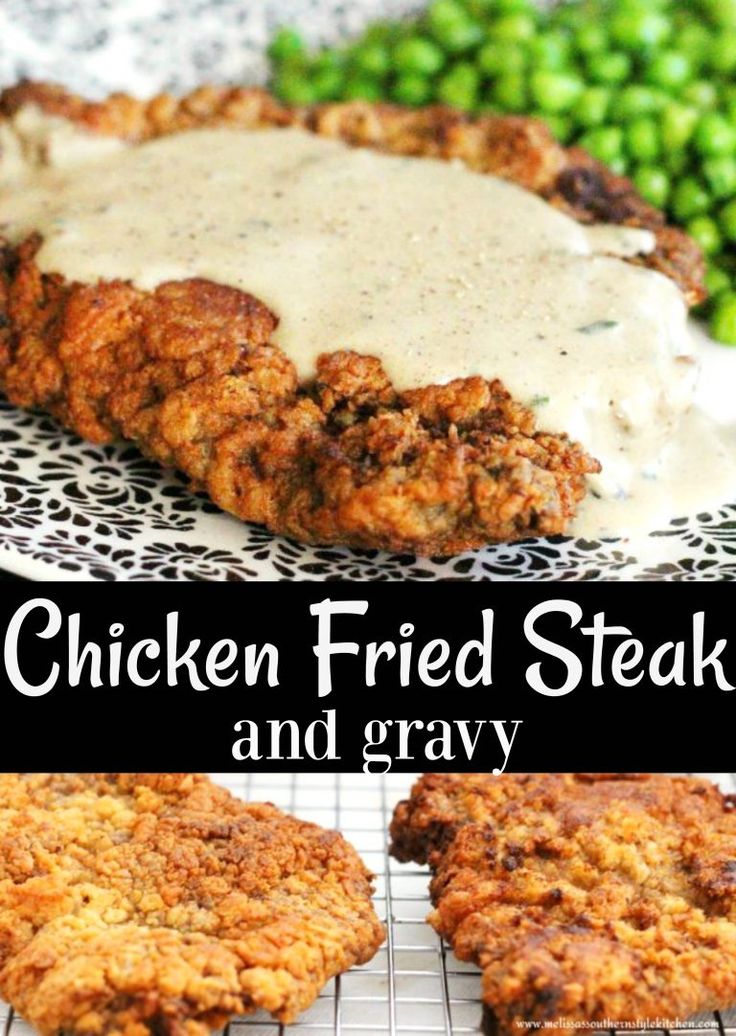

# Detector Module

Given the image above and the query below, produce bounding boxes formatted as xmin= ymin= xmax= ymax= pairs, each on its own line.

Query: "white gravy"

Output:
xmin=1 ymin=107 xmax=736 ymax=542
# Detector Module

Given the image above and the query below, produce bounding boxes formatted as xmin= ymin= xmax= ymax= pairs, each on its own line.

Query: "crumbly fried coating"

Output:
xmin=0 ymin=83 xmax=705 ymax=554
xmin=390 ymin=773 xmax=736 ymax=1034
xmin=0 ymin=773 xmax=384 ymax=1035
xmin=390 ymin=772 xmax=658 ymax=864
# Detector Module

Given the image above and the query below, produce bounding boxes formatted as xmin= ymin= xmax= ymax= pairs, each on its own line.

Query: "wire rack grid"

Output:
xmin=3 ymin=773 xmax=736 ymax=1036
xmin=218 ymin=771 xmax=484 ymax=1036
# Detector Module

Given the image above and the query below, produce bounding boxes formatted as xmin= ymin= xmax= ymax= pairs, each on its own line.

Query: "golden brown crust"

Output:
xmin=0 ymin=83 xmax=705 ymax=554
xmin=389 ymin=771 xmax=720 ymax=863
xmin=0 ymin=237 xmax=596 ymax=553
xmin=390 ymin=773 xmax=736 ymax=1035
xmin=0 ymin=773 xmax=384 ymax=1036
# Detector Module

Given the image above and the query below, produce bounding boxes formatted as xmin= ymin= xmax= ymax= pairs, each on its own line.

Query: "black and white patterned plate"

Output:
xmin=1 ymin=0 xmax=735 ymax=581
xmin=2 ymin=399 xmax=735 ymax=582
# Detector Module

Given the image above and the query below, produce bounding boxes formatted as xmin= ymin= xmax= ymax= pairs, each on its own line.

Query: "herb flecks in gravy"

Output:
xmin=1 ymin=108 xmax=735 ymax=540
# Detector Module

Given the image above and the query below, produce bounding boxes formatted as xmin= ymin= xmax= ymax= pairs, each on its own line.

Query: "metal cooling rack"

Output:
xmin=218 ymin=771 xmax=484 ymax=1035
xmin=3 ymin=773 xmax=736 ymax=1036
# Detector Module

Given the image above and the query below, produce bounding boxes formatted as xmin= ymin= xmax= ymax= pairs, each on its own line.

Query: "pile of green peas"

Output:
xmin=269 ymin=0 xmax=736 ymax=344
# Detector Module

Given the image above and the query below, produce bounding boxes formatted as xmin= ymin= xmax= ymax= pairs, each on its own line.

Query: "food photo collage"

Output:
xmin=2 ymin=1 xmax=735 ymax=1034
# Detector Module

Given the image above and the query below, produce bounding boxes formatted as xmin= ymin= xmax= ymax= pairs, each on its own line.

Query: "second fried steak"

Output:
xmin=390 ymin=774 xmax=736 ymax=1034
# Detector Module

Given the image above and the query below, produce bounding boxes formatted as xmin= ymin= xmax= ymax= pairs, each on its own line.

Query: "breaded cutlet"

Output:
xmin=0 ymin=773 xmax=384 ymax=1035
xmin=0 ymin=83 xmax=705 ymax=554
xmin=390 ymin=773 xmax=736 ymax=1035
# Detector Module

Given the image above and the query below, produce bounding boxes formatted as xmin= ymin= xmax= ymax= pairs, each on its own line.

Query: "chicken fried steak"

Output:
xmin=0 ymin=83 xmax=705 ymax=555
xmin=0 ymin=773 xmax=384 ymax=1035
xmin=390 ymin=773 xmax=736 ymax=1034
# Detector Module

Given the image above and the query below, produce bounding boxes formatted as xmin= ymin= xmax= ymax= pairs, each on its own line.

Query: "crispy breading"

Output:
xmin=0 ymin=84 xmax=706 ymax=554
xmin=390 ymin=772 xmax=671 ymax=864
xmin=390 ymin=773 xmax=736 ymax=1034
xmin=0 ymin=773 xmax=384 ymax=1035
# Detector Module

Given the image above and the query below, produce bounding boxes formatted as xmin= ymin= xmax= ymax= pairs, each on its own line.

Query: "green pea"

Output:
xmin=530 ymin=70 xmax=584 ymax=114
xmin=632 ymin=165 xmax=670 ymax=208
xmin=268 ymin=27 xmax=306 ymax=63
xmin=536 ymin=112 xmax=573 ymax=143
xmin=587 ymin=51 xmax=632 ymax=85
xmin=313 ymin=49 xmax=347 ymax=74
xmin=660 ymin=102 xmax=699 ymax=151
xmin=439 ymin=18 xmax=485 ymax=53
xmin=343 ymin=77 xmax=384 ymax=101
xmin=437 ymin=62 xmax=480 ymax=108
xmin=703 ymin=0 xmax=736 ymax=27
xmin=610 ymin=85 xmax=663 ymax=121
xmin=722 ymin=85 xmax=736 ymax=124
xmin=526 ymin=32 xmax=572 ymax=71
xmin=579 ymin=125 xmax=624 ymax=164
xmin=391 ymin=73 xmax=433 ymax=106
xmin=686 ymin=215 xmax=722 ymax=256
xmin=363 ymin=21 xmax=398 ymax=45
xmin=490 ymin=12 xmax=538 ymax=42
xmin=574 ymin=24 xmax=609 ymax=57
xmin=352 ymin=41 xmax=391 ymax=77
xmin=719 ymin=197 xmax=736 ymax=241
xmin=645 ymin=50 xmax=692 ymax=90
xmin=553 ymin=3 xmax=589 ymax=31
xmin=575 ymin=86 xmax=612 ymax=128
xmin=664 ymin=149 xmax=689 ymax=176
xmin=693 ymin=112 xmax=736 ymax=157
xmin=491 ymin=72 xmax=528 ymax=112
xmin=393 ymin=36 xmax=445 ymax=76
xmin=608 ymin=155 xmax=628 ymax=177
xmin=465 ymin=0 xmax=497 ymax=15
xmin=705 ymin=265 xmax=732 ymax=300
xmin=710 ymin=292 xmax=736 ymax=344
xmin=609 ymin=8 xmax=671 ymax=51
xmin=672 ymin=176 xmax=711 ymax=221
xmin=703 ymin=155 xmax=736 ymax=200
xmin=681 ymin=80 xmax=719 ymax=110
xmin=625 ymin=117 xmax=660 ymax=162
xmin=427 ymin=0 xmax=467 ymax=32
xmin=707 ymin=35 xmax=736 ymax=75
xmin=477 ymin=42 xmax=527 ymax=76
xmin=273 ymin=71 xmax=318 ymax=106
xmin=673 ymin=24 xmax=712 ymax=67
xmin=621 ymin=0 xmax=671 ymax=10
xmin=311 ymin=65 xmax=346 ymax=100
xmin=495 ymin=0 xmax=538 ymax=12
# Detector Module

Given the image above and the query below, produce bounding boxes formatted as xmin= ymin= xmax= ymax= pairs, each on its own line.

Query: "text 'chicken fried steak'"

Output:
xmin=0 ymin=83 xmax=706 ymax=554
xmin=0 ymin=773 xmax=384 ymax=1035
xmin=390 ymin=773 xmax=736 ymax=1035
